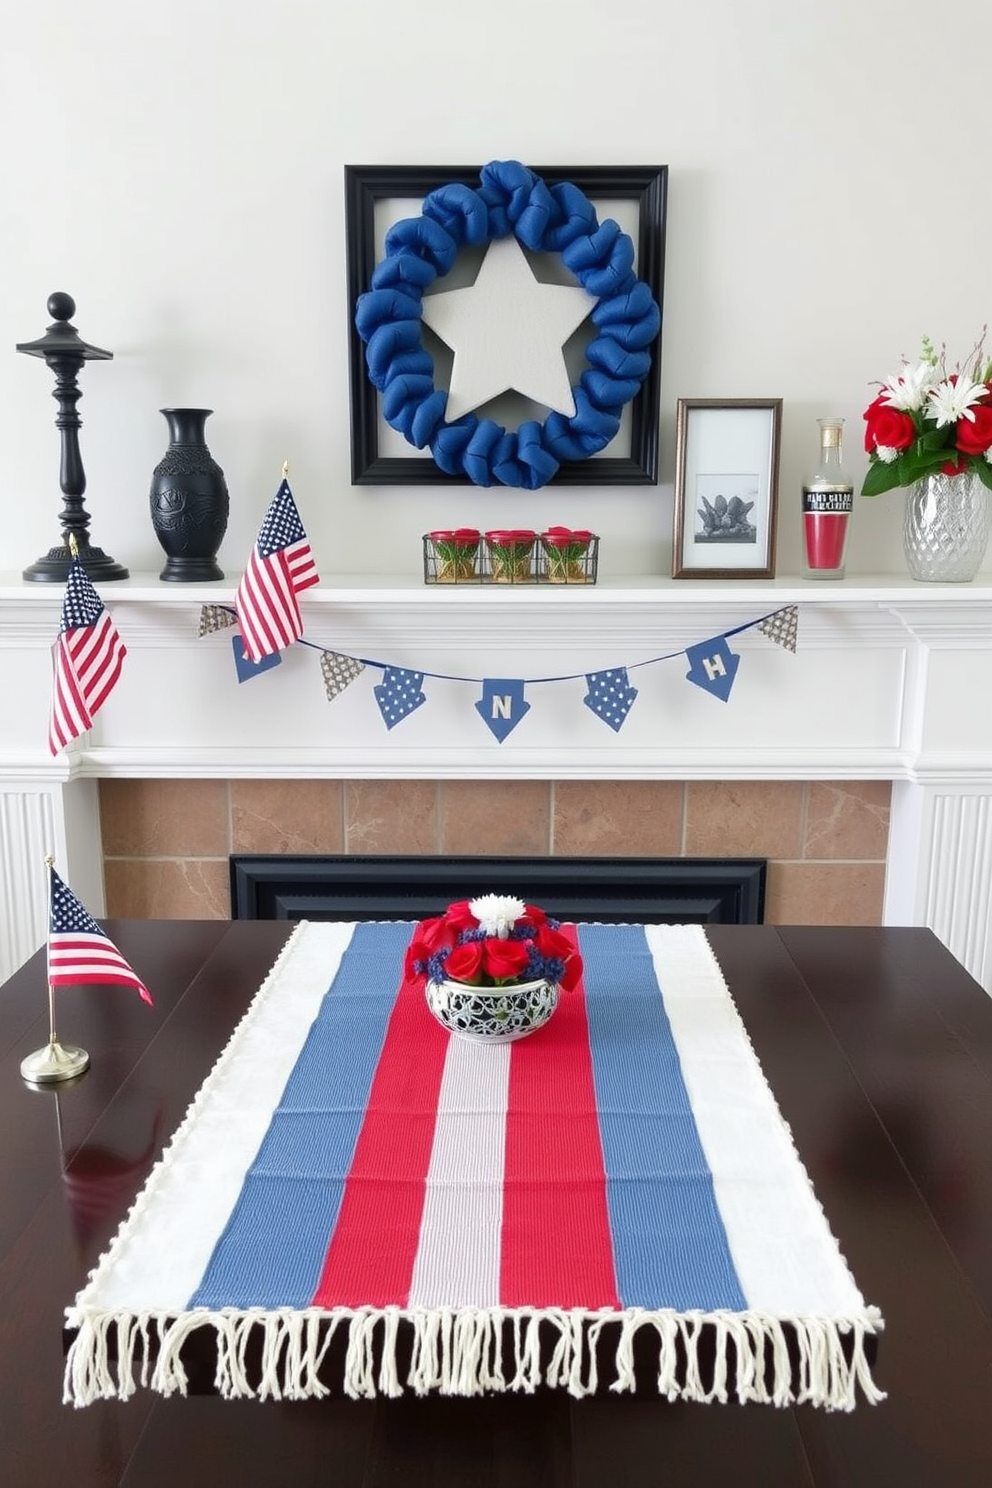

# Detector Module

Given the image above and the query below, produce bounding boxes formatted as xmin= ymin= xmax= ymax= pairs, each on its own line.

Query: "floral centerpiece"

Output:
xmin=406 ymin=894 xmax=582 ymax=1042
xmin=862 ymin=335 xmax=992 ymax=495
xmin=862 ymin=335 xmax=992 ymax=582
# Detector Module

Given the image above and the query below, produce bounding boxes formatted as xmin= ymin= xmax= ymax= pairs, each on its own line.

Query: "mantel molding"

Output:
xmin=3 ymin=573 xmax=990 ymax=777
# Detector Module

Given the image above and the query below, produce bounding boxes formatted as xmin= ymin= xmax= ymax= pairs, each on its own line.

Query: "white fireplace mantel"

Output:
xmin=3 ymin=572 xmax=992 ymax=992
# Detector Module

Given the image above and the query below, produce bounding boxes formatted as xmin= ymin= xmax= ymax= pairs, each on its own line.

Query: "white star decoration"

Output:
xmin=420 ymin=236 xmax=597 ymax=422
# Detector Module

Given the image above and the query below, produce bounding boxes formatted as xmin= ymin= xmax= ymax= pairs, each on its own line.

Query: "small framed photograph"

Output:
xmin=672 ymin=398 xmax=782 ymax=578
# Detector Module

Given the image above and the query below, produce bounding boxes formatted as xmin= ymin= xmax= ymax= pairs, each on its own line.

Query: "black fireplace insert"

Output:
xmin=230 ymin=855 xmax=766 ymax=926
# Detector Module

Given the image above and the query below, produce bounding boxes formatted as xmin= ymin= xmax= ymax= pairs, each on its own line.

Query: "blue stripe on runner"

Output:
xmin=579 ymin=923 xmax=747 ymax=1311
xmin=189 ymin=921 xmax=413 ymax=1308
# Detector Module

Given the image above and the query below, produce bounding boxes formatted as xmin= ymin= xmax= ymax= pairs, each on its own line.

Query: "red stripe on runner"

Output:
xmin=310 ymin=969 xmax=450 ymax=1308
xmin=500 ymin=927 xmax=620 ymax=1308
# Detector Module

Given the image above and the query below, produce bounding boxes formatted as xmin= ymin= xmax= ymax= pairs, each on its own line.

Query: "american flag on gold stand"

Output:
xmin=48 ymin=557 xmax=126 ymax=755
xmin=234 ymin=476 xmax=319 ymax=663
xmin=48 ymin=867 xmax=153 ymax=1005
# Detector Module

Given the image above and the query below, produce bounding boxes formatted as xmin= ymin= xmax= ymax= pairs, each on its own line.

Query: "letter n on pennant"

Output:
xmin=476 ymin=679 xmax=529 ymax=741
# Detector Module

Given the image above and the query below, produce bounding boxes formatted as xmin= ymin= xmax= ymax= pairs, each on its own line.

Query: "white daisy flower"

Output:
xmin=876 ymin=445 xmax=900 ymax=463
xmin=469 ymin=893 xmax=526 ymax=938
xmin=880 ymin=360 xmax=940 ymax=412
xmin=926 ymin=376 xmax=988 ymax=429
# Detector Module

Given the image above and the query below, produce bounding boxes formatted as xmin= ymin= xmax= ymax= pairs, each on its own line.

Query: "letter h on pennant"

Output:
xmin=685 ymin=637 xmax=740 ymax=702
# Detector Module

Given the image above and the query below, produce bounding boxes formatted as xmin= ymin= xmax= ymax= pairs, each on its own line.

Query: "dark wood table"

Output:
xmin=2 ymin=920 xmax=992 ymax=1487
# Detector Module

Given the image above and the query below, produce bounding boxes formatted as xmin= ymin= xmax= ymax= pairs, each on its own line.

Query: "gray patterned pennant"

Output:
xmin=197 ymin=603 xmax=238 ymax=637
xmin=757 ymin=605 xmax=799 ymax=653
xmin=320 ymin=650 xmax=365 ymax=701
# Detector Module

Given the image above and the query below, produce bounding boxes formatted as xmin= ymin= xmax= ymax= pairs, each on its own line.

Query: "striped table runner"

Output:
xmin=64 ymin=921 xmax=883 ymax=1410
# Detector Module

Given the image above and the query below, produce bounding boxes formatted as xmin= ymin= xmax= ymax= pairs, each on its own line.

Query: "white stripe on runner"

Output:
xmin=644 ymin=923 xmax=865 ymax=1317
xmin=407 ymin=1036 xmax=511 ymax=1308
xmin=77 ymin=922 xmax=355 ymax=1312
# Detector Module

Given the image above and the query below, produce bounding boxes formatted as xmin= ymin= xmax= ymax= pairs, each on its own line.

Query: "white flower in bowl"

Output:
xmin=468 ymin=894 xmax=526 ymax=939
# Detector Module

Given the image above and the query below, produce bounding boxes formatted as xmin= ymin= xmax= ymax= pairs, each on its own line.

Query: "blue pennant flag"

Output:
xmin=583 ymin=668 xmax=638 ymax=732
xmin=232 ymin=634 xmax=282 ymax=683
xmin=475 ymin=679 xmax=529 ymax=742
xmin=685 ymin=637 xmax=740 ymax=702
xmin=373 ymin=667 xmax=427 ymax=729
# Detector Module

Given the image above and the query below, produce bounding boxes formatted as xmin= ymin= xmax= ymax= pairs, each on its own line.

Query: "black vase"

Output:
xmin=149 ymin=408 xmax=229 ymax=581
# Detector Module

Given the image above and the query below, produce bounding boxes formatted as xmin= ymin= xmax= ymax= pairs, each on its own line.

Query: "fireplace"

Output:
xmin=229 ymin=854 xmax=767 ymax=925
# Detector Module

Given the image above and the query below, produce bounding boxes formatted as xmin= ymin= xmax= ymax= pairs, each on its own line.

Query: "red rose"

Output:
xmin=533 ymin=923 xmax=583 ymax=990
xmin=443 ymin=901 xmax=477 ymax=933
xmin=863 ymin=396 xmax=915 ymax=454
xmin=444 ymin=941 xmax=484 ymax=982
xmin=415 ymin=915 xmax=450 ymax=953
xmin=862 ymin=395 xmax=886 ymax=452
xmin=481 ymin=938 xmax=530 ymax=981
xmin=535 ymin=924 xmax=573 ymax=960
xmin=404 ymin=924 xmax=428 ymax=965
xmin=956 ymin=399 xmax=992 ymax=456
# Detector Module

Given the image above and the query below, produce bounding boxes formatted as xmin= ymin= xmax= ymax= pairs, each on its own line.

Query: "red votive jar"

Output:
xmin=802 ymin=418 xmax=853 ymax=579
xmin=484 ymin=529 xmax=536 ymax=583
xmin=427 ymin=528 xmax=480 ymax=582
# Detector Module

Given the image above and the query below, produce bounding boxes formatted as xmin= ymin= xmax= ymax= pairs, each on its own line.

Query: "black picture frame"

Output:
xmin=344 ymin=164 xmax=667 ymax=487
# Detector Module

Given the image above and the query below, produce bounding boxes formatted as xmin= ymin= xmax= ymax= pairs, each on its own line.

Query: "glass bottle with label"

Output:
xmin=802 ymin=417 xmax=854 ymax=579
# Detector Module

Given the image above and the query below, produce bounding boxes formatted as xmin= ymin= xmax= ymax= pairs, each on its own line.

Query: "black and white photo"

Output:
xmin=672 ymin=399 xmax=782 ymax=577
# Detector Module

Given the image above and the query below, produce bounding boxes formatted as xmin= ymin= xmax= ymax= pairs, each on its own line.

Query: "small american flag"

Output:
xmin=48 ymin=558 xmax=127 ymax=755
xmin=234 ymin=479 xmax=319 ymax=663
xmin=48 ymin=868 xmax=153 ymax=1004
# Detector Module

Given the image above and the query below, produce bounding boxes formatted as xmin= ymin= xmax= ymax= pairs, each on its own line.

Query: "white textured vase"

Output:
xmin=903 ymin=470 xmax=992 ymax=582
xmin=425 ymin=977 xmax=559 ymax=1043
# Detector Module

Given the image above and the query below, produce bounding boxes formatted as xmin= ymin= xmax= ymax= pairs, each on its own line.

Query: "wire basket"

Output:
xmin=423 ymin=530 xmax=599 ymax=585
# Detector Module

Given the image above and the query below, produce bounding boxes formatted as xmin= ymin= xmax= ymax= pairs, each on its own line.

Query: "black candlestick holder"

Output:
xmin=17 ymin=292 xmax=128 ymax=582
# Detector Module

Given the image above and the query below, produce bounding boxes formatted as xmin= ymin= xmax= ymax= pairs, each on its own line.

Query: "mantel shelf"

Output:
xmin=3 ymin=572 xmax=992 ymax=608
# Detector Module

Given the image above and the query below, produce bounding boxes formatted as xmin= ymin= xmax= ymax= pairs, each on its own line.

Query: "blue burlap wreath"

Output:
xmin=354 ymin=160 xmax=661 ymax=489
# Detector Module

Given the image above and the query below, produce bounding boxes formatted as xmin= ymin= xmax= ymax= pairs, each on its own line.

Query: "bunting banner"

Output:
xmin=191 ymin=598 xmax=800 ymax=740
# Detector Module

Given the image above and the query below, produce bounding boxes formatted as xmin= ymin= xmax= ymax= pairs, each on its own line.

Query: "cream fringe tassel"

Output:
xmin=64 ymin=1303 xmax=885 ymax=1412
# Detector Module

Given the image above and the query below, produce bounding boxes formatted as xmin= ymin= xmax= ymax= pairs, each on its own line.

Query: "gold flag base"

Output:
xmin=20 ymin=1040 xmax=90 ymax=1085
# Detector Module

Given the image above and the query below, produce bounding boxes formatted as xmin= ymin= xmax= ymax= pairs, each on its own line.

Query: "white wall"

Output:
xmin=2 ymin=0 xmax=989 ymax=581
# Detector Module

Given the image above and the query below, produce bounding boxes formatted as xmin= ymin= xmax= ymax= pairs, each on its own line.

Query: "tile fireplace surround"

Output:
xmin=3 ymin=574 xmax=991 ymax=994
